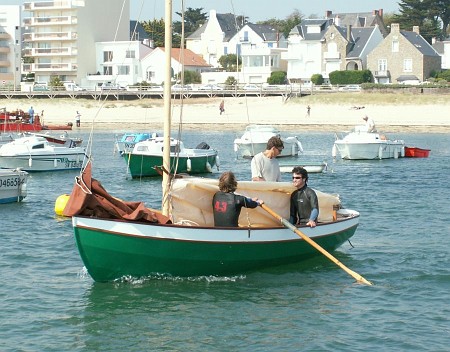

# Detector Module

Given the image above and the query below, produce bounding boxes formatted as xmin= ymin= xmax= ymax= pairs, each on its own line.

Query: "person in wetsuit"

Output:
xmin=213 ymin=171 xmax=263 ymax=227
xmin=289 ymin=166 xmax=319 ymax=228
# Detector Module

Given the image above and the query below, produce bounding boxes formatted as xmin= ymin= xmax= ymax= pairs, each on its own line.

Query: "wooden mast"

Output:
xmin=162 ymin=0 xmax=172 ymax=216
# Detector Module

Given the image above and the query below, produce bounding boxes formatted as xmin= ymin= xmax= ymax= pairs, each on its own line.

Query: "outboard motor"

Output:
xmin=196 ymin=142 xmax=210 ymax=150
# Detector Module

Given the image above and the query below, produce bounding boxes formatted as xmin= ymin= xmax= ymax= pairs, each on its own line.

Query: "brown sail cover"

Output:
xmin=63 ymin=161 xmax=171 ymax=224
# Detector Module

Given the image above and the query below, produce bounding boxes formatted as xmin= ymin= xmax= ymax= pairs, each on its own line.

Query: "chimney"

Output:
xmin=432 ymin=37 xmax=436 ymax=44
xmin=413 ymin=26 xmax=420 ymax=34
xmin=391 ymin=23 xmax=400 ymax=33
xmin=326 ymin=10 xmax=332 ymax=18
xmin=334 ymin=15 xmax=340 ymax=26
xmin=372 ymin=10 xmax=378 ymax=16
xmin=347 ymin=25 xmax=352 ymax=42
xmin=379 ymin=9 xmax=383 ymax=18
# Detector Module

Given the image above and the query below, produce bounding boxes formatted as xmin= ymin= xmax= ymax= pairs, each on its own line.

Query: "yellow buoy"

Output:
xmin=55 ymin=194 xmax=70 ymax=216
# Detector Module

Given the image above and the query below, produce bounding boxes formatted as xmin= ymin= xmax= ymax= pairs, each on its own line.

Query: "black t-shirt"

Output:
xmin=212 ymin=192 xmax=259 ymax=227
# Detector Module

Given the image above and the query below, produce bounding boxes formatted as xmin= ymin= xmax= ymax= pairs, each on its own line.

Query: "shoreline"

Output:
xmin=3 ymin=95 xmax=449 ymax=134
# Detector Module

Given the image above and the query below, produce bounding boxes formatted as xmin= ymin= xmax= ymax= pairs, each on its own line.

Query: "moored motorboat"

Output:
xmin=114 ymin=132 xmax=158 ymax=155
xmin=333 ymin=125 xmax=405 ymax=160
xmin=234 ymin=124 xmax=303 ymax=158
xmin=404 ymin=146 xmax=430 ymax=158
xmin=279 ymin=161 xmax=328 ymax=173
xmin=122 ymin=136 xmax=219 ymax=178
xmin=0 ymin=135 xmax=86 ymax=172
xmin=0 ymin=168 xmax=28 ymax=204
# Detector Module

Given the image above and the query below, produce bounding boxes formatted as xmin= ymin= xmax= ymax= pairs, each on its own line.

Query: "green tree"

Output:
xmin=258 ymin=10 xmax=303 ymax=38
xmin=49 ymin=76 xmax=64 ymax=89
xmin=175 ymin=70 xmax=201 ymax=84
xmin=267 ymin=71 xmax=287 ymax=84
xmin=394 ymin=0 xmax=448 ymax=41
xmin=141 ymin=18 xmax=181 ymax=48
xmin=224 ymin=76 xmax=238 ymax=88
xmin=173 ymin=7 xmax=208 ymax=38
xmin=218 ymin=54 xmax=241 ymax=72
xmin=310 ymin=74 xmax=324 ymax=85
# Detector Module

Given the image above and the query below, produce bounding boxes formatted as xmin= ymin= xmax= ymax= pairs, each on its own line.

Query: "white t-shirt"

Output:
xmin=251 ymin=152 xmax=281 ymax=182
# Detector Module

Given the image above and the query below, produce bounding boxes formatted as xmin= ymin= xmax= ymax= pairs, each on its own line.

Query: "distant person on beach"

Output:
xmin=75 ymin=111 xmax=81 ymax=127
xmin=306 ymin=105 xmax=311 ymax=118
xmin=28 ymin=106 xmax=34 ymax=124
xmin=213 ymin=171 xmax=263 ymax=227
xmin=219 ymin=100 xmax=225 ymax=115
xmin=363 ymin=115 xmax=376 ymax=132
xmin=289 ymin=166 xmax=318 ymax=228
xmin=251 ymin=136 xmax=283 ymax=182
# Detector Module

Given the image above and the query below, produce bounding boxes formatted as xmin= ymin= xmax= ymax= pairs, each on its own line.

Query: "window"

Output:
xmin=103 ymin=51 xmax=113 ymax=62
xmin=146 ymin=71 xmax=155 ymax=81
xmin=103 ymin=66 xmax=112 ymax=75
xmin=403 ymin=59 xmax=412 ymax=72
xmin=378 ymin=59 xmax=387 ymax=72
xmin=392 ymin=40 xmax=399 ymax=52
xmin=126 ymin=50 xmax=135 ymax=58
xmin=118 ymin=65 xmax=130 ymax=75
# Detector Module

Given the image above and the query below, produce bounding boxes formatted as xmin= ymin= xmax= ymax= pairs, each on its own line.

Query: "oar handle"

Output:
xmin=260 ymin=204 xmax=372 ymax=286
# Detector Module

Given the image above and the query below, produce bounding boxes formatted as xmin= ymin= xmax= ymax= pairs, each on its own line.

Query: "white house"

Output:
xmin=141 ymin=47 xmax=210 ymax=85
xmin=186 ymin=10 xmax=241 ymax=68
xmin=230 ymin=23 xmax=288 ymax=83
xmin=85 ymin=41 xmax=153 ymax=88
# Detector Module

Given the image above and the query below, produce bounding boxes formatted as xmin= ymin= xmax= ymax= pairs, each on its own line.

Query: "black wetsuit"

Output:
xmin=212 ymin=192 xmax=259 ymax=227
xmin=289 ymin=185 xmax=319 ymax=225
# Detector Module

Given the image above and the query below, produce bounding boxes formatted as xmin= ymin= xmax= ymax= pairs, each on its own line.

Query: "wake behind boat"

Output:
xmin=0 ymin=135 xmax=86 ymax=172
xmin=333 ymin=125 xmax=405 ymax=160
xmin=234 ymin=124 xmax=303 ymax=158
xmin=122 ymin=136 xmax=219 ymax=178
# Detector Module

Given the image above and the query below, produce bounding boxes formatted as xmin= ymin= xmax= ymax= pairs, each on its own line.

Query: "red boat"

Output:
xmin=1 ymin=109 xmax=72 ymax=132
xmin=404 ymin=147 xmax=431 ymax=158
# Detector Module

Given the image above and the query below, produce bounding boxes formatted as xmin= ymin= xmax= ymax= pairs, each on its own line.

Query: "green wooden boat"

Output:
xmin=122 ymin=136 xmax=218 ymax=178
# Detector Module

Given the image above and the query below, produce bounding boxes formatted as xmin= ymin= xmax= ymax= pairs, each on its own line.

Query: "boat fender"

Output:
xmin=332 ymin=144 xmax=337 ymax=158
xmin=54 ymin=159 xmax=58 ymax=168
xmin=378 ymin=146 xmax=383 ymax=159
xmin=28 ymin=157 xmax=32 ymax=168
xmin=401 ymin=146 xmax=405 ymax=158
xmin=394 ymin=147 xmax=399 ymax=159
xmin=186 ymin=158 xmax=192 ymax=172
xmin=55 ymin=194 xmax=70 ymax=216
xmin=233 ymin=143 xmax=238 ymax=153
xmin=215 ymin=155 xmax=220 ymax=170
xmin=206 ymin=161 xmax=212 ymax=173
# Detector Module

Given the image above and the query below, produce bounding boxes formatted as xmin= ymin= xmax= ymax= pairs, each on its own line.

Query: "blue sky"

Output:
xmin=4 ymin=0 xmax=400 ymax=21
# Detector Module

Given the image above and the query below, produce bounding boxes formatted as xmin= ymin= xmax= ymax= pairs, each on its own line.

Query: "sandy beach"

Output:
xmin=3 ymin=93 xmax=450 ymax=133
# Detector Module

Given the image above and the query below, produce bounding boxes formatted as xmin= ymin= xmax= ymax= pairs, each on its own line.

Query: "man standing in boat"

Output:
xmin=251 ymin=136 xmax=283 ymax=182
xmin=28 ymin=106 xmax=34 ymax=124
xmin=289 ymin=166 xmax=318 ymax=228
xmin=363 ymin=115 xmax=376 ymax=132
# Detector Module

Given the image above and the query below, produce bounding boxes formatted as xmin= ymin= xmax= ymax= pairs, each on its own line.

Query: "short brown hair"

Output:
xmin=266 ymin=136 xmax=284 ymax=150
xmin=218 ymin=171 xmax=238 ymax=193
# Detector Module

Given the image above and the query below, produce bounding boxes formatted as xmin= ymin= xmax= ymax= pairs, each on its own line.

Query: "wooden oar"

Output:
xmin=260 ymin=204 xmax=373 ymax=286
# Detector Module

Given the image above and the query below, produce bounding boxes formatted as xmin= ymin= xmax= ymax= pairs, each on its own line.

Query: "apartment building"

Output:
xmin=22 ymin=0 xmax=130 ymax=85
xmin=0 ymin=5 xmax=21 ymax=90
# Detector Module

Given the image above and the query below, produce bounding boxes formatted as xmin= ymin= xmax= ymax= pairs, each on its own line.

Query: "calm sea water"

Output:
xmin=1 ymin=129 xmax=449 ymax=351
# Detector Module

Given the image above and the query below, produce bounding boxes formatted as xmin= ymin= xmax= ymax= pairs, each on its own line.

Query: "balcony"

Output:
xmin=23 ymin=47 xmax=76 ymax=57
xmin=23 ymin=31 xmax=78 ymax=42
xmin=0 ymin=46 xmax=11 ymax=53
xmin=22 ymin=62 xmax=77 ymax=72
xmin=374 ymin=70 xmax=390 ymax=77
xmin=0 ymin=32 xmax=11 ymax=40
xmin=0 ymin=60 xmax=11 ymax=67
xmin=23 ymin=16 xmax=78 ymax=27
xmin=24 ymin=1 xmax=74 ymax=11
xmin=324 ymin=51 xmax=340 ymax=60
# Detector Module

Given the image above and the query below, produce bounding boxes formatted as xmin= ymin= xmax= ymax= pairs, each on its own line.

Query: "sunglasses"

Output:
xmin=292 ymin=176 xmax=303 ymax=180
xmin=276 ymin=147 xmax=283 ymax=152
